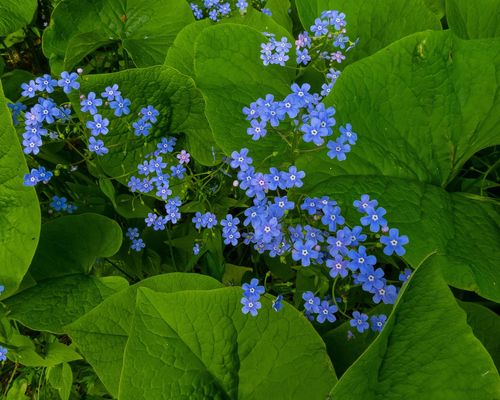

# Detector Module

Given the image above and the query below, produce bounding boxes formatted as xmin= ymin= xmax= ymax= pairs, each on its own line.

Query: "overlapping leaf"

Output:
xmin=330 ymin=258 xmax=500 ymax=399
xmin=118 ymin=287 xmax=336 ymax=399
xmin=0 ymin=82 xmax=40 ymax=298
xmin=294 ymin=0 xmax=441 ymax=66
xmin=67 ymin=273 xmax=223 ymax=397
xmin=296 ymin=31 xmax=500 ymax=301
xmin=28 ymin=213 xmax=122 ymax=281
xmin=0 ymin=0 xmax=37 ymax=36
xmin=43 ymin=0 xmax=194 ymax=73
xmin=5 ymin=275 xmax=128 ymax=333
xmin=447 ymin=0 xmax=500 ymax=39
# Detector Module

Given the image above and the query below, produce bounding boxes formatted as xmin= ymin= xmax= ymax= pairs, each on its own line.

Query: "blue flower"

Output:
xmin=140 ymin=105 xmax=159 ymax=123
xmin=242 ymin=278 xmax=265 ymax=299
xmin=370 ymin=314 xmax=387 ymax=332
xmin=236 ymin=0 xmax=248 ymax=12
xmin=321 ymin=205 xmax=345 ymax=231
xmin=326 ymin=255 xmax=349 ymax=278
xmin=360 ymin=206 xmax=387 ymax=233
xmin=301 ymin=117 xmax=329 ymax=146
xmin=170 ymin=164 xmax=186 ymax=179
xmin=22 ymin=134 xmax=42 ymax=155
xmin=131 ymin=238 xmax=145 ymax=251
xmin=86 ymin=114 xmax=109 ymax=136
xmin=101 ymin=84 xmax=121 ymax=101
xmin=204 ymin=212 xmax=217 ymax=228
xmin=272 ymin=294 xmax=283 ymax=312
xmin=372 ymin=285 xmax=398 ymax=304
xmin=193 ymin=243 xmax=200 ymax=255
xmin=223 ymin=229 xmax=240 ymax=246
xmin=88 ymin=137 xmax=108 ymax=156
xmin=126 ymin=227 xmax=139 ymax=240
xmin=339 ymin=123 xmax=357 ymax=145
xmin=50 ymin=196 xmax=68 ymax=211
xmin=380 ymin=228 xmax=409 ymax=256
xmin=327 ymin=139 xmax=350 ymax=160
xmin=356 ymin=266 xmax=385 ymax=293
xmin=156 ymin=137 xmax=177 ymax=154
xmin=80 ymin=92 xmax=102 ymax=115
xmin=109 ymin=96 xmax=131 ymax=116
xmin=35 ymin=74 xmax=58 ymax=93
xmin=296 ymin=48 xmax=311 ymax=65
xmin=23 ymin=167 xmax=53 ymax=186
xmin=247 ymin=119 xmax=267 ymax=140
xmin=230 ymin=148 xmax=252 ymax=171
xmin=282 ymin=166 xmax=305 ymax=188
xmin=58 ymin=71 xmax=80 ymax=94
xmin=353 ymin=194 xmax=378 ymax=213
xmin=156 ymin=184 xmax=172 ymax=200
xmin=348 ymin=246 xmax=377 ymax=272
xmin=310 ymin=18 xmax=328 ymax=36
xmin=292 ymin=239 xmax=318 ymax=267
xmin=399 ymin=268 xmax=412 ymax=283
xmin=316 ymin=301 xmax=338 ymax=323
xmin=261 ymin=8 xmax=272 ymax=16
xmin=221 ymin=214 xmax=240 ymax=230
xmin=0 ymin=346 xmax=7 ymax=362
xmin=241 ymin=296 xmax=261 ymax=316
xmin=302 ymin=291 xmax=320 ymax=313
xmin=343 ymin=226 xmax=366 ymax=246
xmin=21 ymin=80 xmax=38 ymax=98
xmin=350 ymin=311 xmax=369 ymax=333
xmin=132 ymin=118 xmax=152 ymax=136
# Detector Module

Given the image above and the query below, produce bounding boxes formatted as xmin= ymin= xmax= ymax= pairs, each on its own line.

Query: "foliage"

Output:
xmin=0 ymin=0 xmax=499 ymax=399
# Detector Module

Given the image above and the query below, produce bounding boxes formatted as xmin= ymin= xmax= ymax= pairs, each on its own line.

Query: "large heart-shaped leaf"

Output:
xmin=330 ymin=257 xmax=500 ymax=399
xmin=0 ymin=82 xmax=40 ymax=298
xmin=447 ymin=0 xmax=500 ymax=39
xmin=0 ymin=0 xmax=37 ymax=36
xmin=29 ymin=213 xmax=122 ymax=281
xmin=166 ymin=8 xmax=290 ymax=78
xmin=296 ymin=31 xmax=500 ymax=301
xmin=294 ymin=0 xmax=441 ymax=66
xmin=42 ymin=0 xmax=194 ymax=73
xmin=67 ymin=273 xmax=223 ymax=397
xmin=118 ymin=287 xmax=337 ymax=399
xmin=5 ymin=275 xmax=128 ymax=333
xmin=71 ymin=66 xmax=218 ymax=177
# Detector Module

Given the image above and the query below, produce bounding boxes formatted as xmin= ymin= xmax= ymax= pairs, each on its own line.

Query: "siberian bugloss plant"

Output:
xmin=0 ymin=0 xmax=499 ymax=399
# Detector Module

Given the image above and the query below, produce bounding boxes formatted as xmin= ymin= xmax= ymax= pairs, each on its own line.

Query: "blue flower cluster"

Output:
xmin=243 ymin=83 xmax=357 ymax=160
xmin=23 ymin=166 xmax=53 ymax=187
xmin=260 ymin=34 xmax=291 ymax=66
xmin=189 ymin=0 xmax=269 ymax=21
xmin=302 ymin=291 xmax=338 ymax=324
xmin=241 ymin=278 xmax=265 ymax=316
xmin=126 ymin=227 xmax=145 ymax=252
xmin=50 ymin=195 xmax=77 ymax=213
xmin=261 ymin=10 xmax=356 ymax=69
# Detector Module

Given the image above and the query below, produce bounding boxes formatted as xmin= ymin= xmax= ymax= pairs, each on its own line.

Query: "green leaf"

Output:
xmin=297 ymin=31 xmax=500 ymax=301
xmin=48 ymin=363 xmax=73 ymax=400
xmin=166 ymin=9 xmax=289 ymax=78
xmin=295 ymin=0 xmax=441 ymax=66
xmin=29 ymin=213 xmax=122 ymax=281
xmin=309 ymin=30 xmax=500 ymax=186
xmin=71 ymin=65 xmax=218 ymax=178
xmin=446 ymin=0 xmax=500 ymax=39
xmin=0 ymin=82 xmax=40 ymax=298
xmin=266 ymin=0 xmax=293 ymax=32
xmin=118 ymin=287 xmax=336 ymax=399
xmin=67 ymin=273 xmax=223 ymax=397
xmin=42 ymin=0 xmax=194 ymax=73
xmin=5 ymin=275 xmax=128 ymax=333
xmin=8 ymin=337 xmax=82 ymax=368
xmin=330 ymin=258 xmax=500 ymax=399
xmin=194 ymin=23 xmax=293 ymax=162
xmin=458 ymin=301 xmax=500 ymax=370
xmin=0 ymin=0 xmax=37 ymax=36
xmin=423 ymin=0 xmax=446 ymax=17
